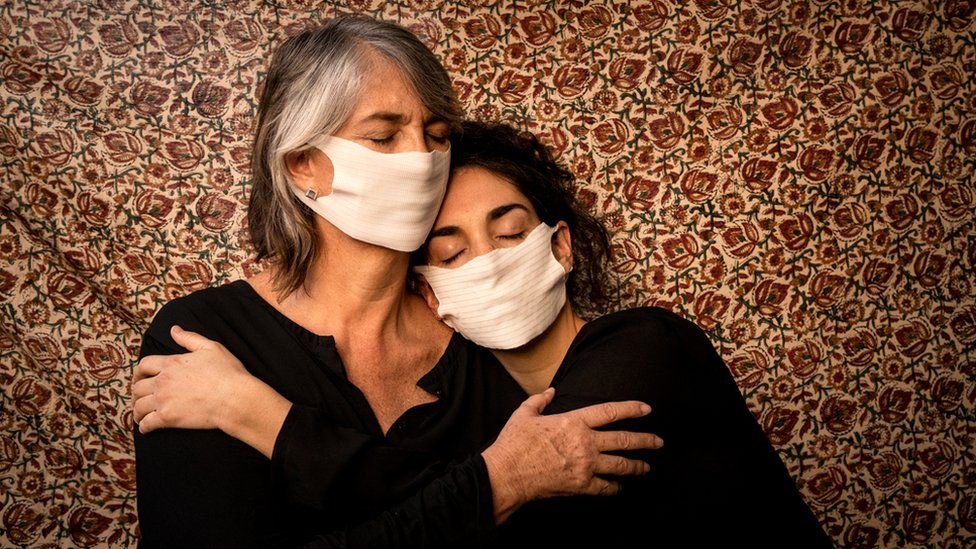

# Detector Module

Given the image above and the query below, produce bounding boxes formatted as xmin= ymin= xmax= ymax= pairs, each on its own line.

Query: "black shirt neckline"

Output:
xmin=229 ymin=277 xmax=459 ymax=400
xmin=231 ymin=278 xmax=338 ymax=351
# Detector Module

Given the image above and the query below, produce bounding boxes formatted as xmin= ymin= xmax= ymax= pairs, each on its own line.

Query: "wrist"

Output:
xmin=481 ymin=445 xmax=528 ymax=524
xmin=216 ymin=372 xmax=258 ymax=435
xmin=221 ymin=375 xmax=291 ymax=459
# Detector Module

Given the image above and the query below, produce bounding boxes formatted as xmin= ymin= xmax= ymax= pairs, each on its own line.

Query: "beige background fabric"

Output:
xmin=0 ymin=0 xmax=973 ymax=546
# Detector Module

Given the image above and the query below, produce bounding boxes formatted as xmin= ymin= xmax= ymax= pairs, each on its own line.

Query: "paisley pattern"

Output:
xmin=0 ymin=0 xmax=974 ymax=546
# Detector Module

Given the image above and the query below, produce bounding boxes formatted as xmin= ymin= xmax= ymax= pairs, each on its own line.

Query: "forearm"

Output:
xmin=293 ymin=455 xmax=498 ymax=549
xmin=220 ymin=374 xmax=293 ymax=459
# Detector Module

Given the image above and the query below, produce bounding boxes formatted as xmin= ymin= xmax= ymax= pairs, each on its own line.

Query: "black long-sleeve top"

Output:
xmin=134 ymin=279 xmax=831 ymax=547
xmin=133 ymin=279 xmax=527 ymax=548
xmin=496 ymin=307 xmax=833 ymax=547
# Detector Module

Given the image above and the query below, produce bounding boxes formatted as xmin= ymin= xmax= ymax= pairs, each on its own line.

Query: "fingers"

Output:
xmin=593 ymin=454 xmax=650 ymax=477
xmin=573 ymin=400 xmax=651 ymax=428
xmin=170 ymin=325 xmax=215 ymax=352
xmin=594 ymin=430 xmax=664 ymax=452
xmin=516 ymin=387 xmax=556 ymax=416
xmin=138 ymin=410 xmax=164 ymax=434
xmin=131 ymin=377 xmax=156 ymax=401
xmin=584 ymin=477 xmax=621 ymax=497
xmin=133 ymin=394 xmax=157 ymax=423
xmin=132 ymin=355 xmax=165 ymax=384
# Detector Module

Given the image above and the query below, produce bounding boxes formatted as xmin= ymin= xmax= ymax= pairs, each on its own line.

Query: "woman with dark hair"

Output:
xmin=414 ymin=120 xmax=833 ymax=546
xmin=135 ymin=118 xmax=833 ymax=547
xmin=129 ymin=15 xmax=660 ymax=549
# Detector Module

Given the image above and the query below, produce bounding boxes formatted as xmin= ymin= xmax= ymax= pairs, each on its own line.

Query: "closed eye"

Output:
xmin=441 ymin=249 xmax=464 ymax=265
xmin=498 ymin=232 xmax=526 ymax=240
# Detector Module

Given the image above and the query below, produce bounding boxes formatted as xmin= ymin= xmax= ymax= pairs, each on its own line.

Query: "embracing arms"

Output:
xmin=131 ymin=325 xmax=662 ymax=547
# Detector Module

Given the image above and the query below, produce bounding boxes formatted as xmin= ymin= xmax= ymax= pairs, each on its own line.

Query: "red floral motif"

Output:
xmin=552 ymin=64 xmax=592 ymax=99
xmin=130 ymin=80 xmax=171 ymax=116
xmin=834 ymin=20 xmax=870 ymax=54
xmin=868 ymin=452 xmax=902 ymax=490
xmin=727 ymin=38 xmax=763 ymax=76
xmin=578 ymin=5 xmax=612 ymax=39
xmin=660 ymin=234 xmax=699 ymax=270
xmin=666 ymin=47 xmax=702 ymax=84
xmin=2 ymin=503 xmax=44 ymax=545
xmin=892 ymin=8 xmax=931 ymax=42
xmin=902 ymin=505 xmax=939 ymax=544
xmin=223 ymin=19 xmax=263 ymax=55
xmin=706 ymin=104 xmax=742 ymax=140
xmin=607 ymin=57 xmax=646 ymax=90
xmin=192 ymin=80 xmax=231 ymax=118
xmin=159 ymin=21 xmax=200 ymax=58
xmin=806 ymin=466 xmax=846 ymax=506
xmin=645 ymin=112 xmax=684 ymax=150
xmin=463 ymin=15 xmax=501 ymax=50
xmin=819 ymin=395 xmax=858 ymax=435
xmin=878 ymin=384 xmax=913 ymax=423
xmin=519 ymin=12 xmax=557 ymax=46
xmin=818 ymin=81 xmax=857 ymax=117
xmin=631 ymin=1 xmax=670 ymax=31
xmin=762 ymin=405 xmax=800 ymax=446
xmin=873 ymin=71 xmax=909 ymax=107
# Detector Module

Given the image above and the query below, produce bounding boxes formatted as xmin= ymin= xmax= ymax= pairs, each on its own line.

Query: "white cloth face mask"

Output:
xmin=291 ymin=134 xmax=451 ymax=252
xmin=414 ymin=222 xmax=570 ymax=350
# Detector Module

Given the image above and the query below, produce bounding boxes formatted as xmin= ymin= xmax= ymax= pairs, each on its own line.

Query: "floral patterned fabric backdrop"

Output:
xmin=0 ymin=0 xmax=973 ymax=546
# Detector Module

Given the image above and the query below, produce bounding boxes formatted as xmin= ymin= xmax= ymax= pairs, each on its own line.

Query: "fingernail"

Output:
xmin=172 ymin=325 xmax=182 ymax=333
xmin=640 ymin=403 xmax=651 ymax=414
xmin=643 ymin=462 xmax=651 ymax=473
xmin=656 ymin=437 xmax=665 ymax=448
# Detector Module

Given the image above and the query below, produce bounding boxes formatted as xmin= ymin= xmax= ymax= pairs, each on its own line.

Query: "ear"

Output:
xmin=551 ymin=221 xmax=573 ymax=273
xmin=285 ymin=147 xmax=334 ymax=198
xmin=415 ymin=274 xmax=442 ymax=319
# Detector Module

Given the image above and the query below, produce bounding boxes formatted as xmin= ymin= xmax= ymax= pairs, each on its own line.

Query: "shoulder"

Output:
xmin=583 ymin=306 xmax=705 ymax=345
xmin=144 ymin=280 xmax=248 ymax=349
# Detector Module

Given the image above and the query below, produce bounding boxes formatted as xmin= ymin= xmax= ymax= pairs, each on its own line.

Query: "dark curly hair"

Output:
xmin=413 ymin=120 xmax=612 ymax=314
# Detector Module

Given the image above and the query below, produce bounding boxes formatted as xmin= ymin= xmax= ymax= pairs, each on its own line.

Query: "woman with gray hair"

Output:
xmin=131 ymin=14 xmax=661 ymax=548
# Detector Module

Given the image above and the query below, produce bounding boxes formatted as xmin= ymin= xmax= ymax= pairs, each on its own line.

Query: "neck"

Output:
xmin=491 ymin=301 xmax=586 ymax=395
xmin=279 ymin=221 xmax=417 ymax=342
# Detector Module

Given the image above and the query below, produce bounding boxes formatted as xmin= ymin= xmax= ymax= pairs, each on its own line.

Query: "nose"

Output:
xmin=468 ymin=235 xmax=496 ymax=258
xmin=402 ymin=125 xmax=430 ymax=153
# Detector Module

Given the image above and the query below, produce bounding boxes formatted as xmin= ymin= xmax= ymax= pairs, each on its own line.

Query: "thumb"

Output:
xmin=517 ymin=387 xmax=556 ymax=416
xmin=170 ymin=325 xmax=214 ymax=352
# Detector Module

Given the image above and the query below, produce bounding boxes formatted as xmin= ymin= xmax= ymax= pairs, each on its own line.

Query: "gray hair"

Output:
xmin=247 ymin=14 xmax=463 ymax=300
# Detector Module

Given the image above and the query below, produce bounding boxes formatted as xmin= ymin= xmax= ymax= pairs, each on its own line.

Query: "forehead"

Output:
xmin=436 ymin=166 xmax=536 ymax=221
xmin=346 ymin=51 xmax=427 ymax=120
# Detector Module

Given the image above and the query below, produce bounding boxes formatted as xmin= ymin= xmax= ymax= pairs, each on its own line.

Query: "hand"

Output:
xmin=481 ymin=388 xmax=663 ymax=523
xmin=131 ymin=325 xmax=252 ymax=434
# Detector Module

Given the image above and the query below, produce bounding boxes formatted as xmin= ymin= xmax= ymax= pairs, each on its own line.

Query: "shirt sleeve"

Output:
xmin=653 ymin=312 xmax=832 ymax=545
xmin=290 ymin=454 xmax=498 ymax=549
xmin=538 ymin=309 xmax=832 ymax=546
xmin=133 ymin=331 xmax=273 ymax=548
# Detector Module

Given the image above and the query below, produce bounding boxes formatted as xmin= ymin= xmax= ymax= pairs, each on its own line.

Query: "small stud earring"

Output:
xmin=305 ymin=187 xmax=317 ymax=200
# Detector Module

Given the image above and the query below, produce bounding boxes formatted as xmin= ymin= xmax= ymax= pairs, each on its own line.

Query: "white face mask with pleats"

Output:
xmin=291 ymin=134 xmax=451 ymax=252
xmin=414 ymin=222 xmax=570 ymax=350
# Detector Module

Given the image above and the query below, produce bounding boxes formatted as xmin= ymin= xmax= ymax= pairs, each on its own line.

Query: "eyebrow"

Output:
xmin=428 ymin=203 xmax=530 ymax=240
xmin=359 ymin=112 xmax=406 ymax=124
xmin=358 ymin=112 xmax=448 ymax=126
